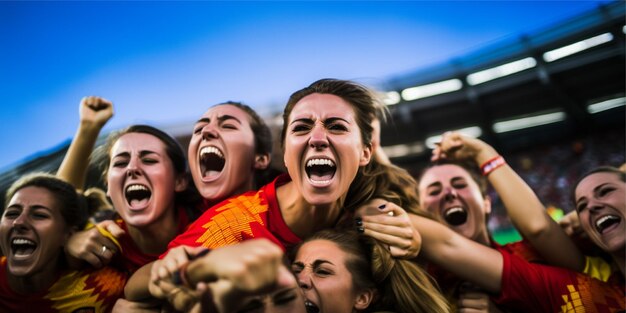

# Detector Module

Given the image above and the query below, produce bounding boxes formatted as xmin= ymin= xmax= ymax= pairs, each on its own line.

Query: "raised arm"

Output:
xmin=433 ymin=132 xmax=584 ymax=272
xmin=57 ymin=96 xmax=114 ymax=190
xmin=410 ymin=214 xmax=503 ymax=293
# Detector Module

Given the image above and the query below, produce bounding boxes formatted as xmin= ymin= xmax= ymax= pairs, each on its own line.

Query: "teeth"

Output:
xmin=445 ymin=207 xmax=464 ymax=216
xmin=306 ymin=158 xmax=335 ymax=167
xmin=12 ymin=238 xmax=34 ymax=245
xmin=200 ymin=146 xmax=223 ymax=158
xmin=596 ymin=215 xmax=618 ymax=229
xmin=126 ymin=184 xmax=148 ymax=192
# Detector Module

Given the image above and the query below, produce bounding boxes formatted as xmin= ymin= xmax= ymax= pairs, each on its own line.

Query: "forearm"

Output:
xmin=488 ymin=162 xmax=584 ymax=271
xmin=57 ymin=121 xmax=104 ymax=190
xmin=125 ymin=262 xmax=155 ymax=301
xmin=411 ymin=214 xmax=503 ymax=293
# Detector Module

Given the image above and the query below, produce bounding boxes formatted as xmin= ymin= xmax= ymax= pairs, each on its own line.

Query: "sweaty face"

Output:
xmin=575 ymin=172 xmax=625 ymax=254
xmin=293 ymin=239 xmax=363 ymax=313
xmin=283 ymin=93 xmax=371 ymax=207
xmin=189 ymin=105 xmax=259 ymax=202
xmin=107 ymin=133 xmax=183 ymax=228
xmin=418 ymin=164 xmax=490 ymax=243
xmin=0 ymin=186 xmax=69 ymax=277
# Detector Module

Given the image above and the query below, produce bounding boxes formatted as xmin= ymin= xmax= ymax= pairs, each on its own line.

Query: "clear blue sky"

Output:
xmin=0 ymin=1 xmax=610 ymax=171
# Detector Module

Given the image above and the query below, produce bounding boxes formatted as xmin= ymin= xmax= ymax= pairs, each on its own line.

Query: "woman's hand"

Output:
xmin=79 ymin=96 xmax=114 ymax=129
xmin=355 ymin=198 xmax=421 ymax=259
xmin=65 ymin=220 xmax=124 ymax=268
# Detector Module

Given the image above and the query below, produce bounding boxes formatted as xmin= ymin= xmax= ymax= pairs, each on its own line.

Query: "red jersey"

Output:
xmin=492 ymin=247 xmax=625 ymax=313
xmin=428 ymin=238 xmax=543 ymax=312
xmin=165 ymin=174 xmax=301 ymax=255
xmin=111 ymin=206 xmax=193 ymax=273
xmin=0 ymin=257 xmax=126 ymax=313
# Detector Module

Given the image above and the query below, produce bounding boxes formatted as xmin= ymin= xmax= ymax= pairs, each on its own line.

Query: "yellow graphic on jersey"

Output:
xmin=196 ymin=192 xmax=269 ymax=248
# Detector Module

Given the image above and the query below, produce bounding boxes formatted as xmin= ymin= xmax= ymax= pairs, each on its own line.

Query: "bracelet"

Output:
xmin=480 ymin=155 xmax=506 ymax=176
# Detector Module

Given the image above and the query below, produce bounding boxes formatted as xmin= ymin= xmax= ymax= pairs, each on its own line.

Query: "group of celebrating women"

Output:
xmin=0 ymin=78 xmax=623 ymax=313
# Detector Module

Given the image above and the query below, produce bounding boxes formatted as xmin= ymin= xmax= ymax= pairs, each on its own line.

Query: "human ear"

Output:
xmin=483 ymin=195 xmax=492 ymax=215
xmin=253 ymin=154 xmax=271 ymax=170
xmin=174 ymin=175 xmax=189 ymax=192
xmin=359 ymin=145 xmax=372 ymax=166
xmin=353 ymin=288 xmax=375 ymax=310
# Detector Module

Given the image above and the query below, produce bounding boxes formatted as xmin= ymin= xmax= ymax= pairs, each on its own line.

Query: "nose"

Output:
xmin=586 ymin=199 xmax=604 ymax=213
xmin=201 ymin=123 xmax=219 ymax=141
xmin=309 ymin=124 xmax=329 ymax=150
xmin=297 ymin=270 xmax=312 ymax=290
xmin=12 ymin=213 xmax=28 ymax=230
xmin=126 ymin=157 xmax=141 ymax=178
xmin=443 ymin=186 xmax=458 ymax=201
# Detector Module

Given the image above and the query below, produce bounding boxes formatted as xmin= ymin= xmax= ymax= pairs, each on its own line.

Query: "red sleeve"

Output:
xmin=493 ymin=248 xmax=625 ymax=313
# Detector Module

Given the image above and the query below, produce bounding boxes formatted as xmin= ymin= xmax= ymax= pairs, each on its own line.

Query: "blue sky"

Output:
xmin=0 ymin=1 xmax=610 ymax=170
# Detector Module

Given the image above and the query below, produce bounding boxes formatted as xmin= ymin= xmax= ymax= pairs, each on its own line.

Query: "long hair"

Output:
xmin=293 ymin=229 xmax=448 ymax=313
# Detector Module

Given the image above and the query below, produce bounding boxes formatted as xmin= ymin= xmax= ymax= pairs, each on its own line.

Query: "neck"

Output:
xmin=7 ymin=257 xmax=64 ymax=294
xmin=127 ymin=206 xmax=180 ymax=255
xmin=277 ymin=182 xmax=343 ymax=239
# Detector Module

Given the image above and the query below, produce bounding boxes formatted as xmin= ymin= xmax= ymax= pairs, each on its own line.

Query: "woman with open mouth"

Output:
xmin=416 ymin=131 xmax=586 ymax=312
xmin=411 ymin=139 xmax=625 ymax=312
xmin=140 ymin=79 xmax=423 ymax=305
xmin=0 ymin=173 xmax=126 ymax=311
xmin=56 ymin=97 xmax=206 ymax=309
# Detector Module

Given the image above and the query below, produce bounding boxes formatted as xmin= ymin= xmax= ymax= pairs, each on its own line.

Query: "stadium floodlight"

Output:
xmin=425 ymin=126 xmax=483 ymax=149
xmin=383 ymin=91 xmax=401 ymax=105
xmin=543 ymin=33 xmax=614 ymax=63
xmin=401 ymin=79 xmax=463 ymax=101
xmin=466 ymin=57 xmax=537 ymax=86
xmin=622 ymin=25 xmax=625 ymax=35
xmin=492 ymin=111 xmax=566 ymax=133
xmin=382 ymin=141 xmax=426 ymax=159
xmin=587 ymin=96 xmax=625 ymax=114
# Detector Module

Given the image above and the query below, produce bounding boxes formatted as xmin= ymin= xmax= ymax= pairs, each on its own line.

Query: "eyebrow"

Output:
xmin=196 ymin=115 xmax=242 ymax=125
xmin=289 ymin=117 xmax=350 ymax=126
xmin=112 ymin=150 xmax=160 ymax=159
xmin=292 ymin=259 xmax=334 ymax=268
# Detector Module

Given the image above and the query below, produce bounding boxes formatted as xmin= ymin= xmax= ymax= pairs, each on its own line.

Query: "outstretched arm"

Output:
xmin=57 ymin=96 xmax=114 ymax=190
xmin=433 ymin=132 xmax=584 ymax=272
xmin=410 ymin=214 xmax=503 ymax=293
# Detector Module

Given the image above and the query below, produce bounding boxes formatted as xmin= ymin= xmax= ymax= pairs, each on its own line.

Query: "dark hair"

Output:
xmin=93 ymin=124 xmax=201 ymax=210
xmin=281 ymin=79 xmax=375 ymax=149
xmin=571 ymin=166 xmax=626 ymax=207
xmin=5 ymin=173 xmax=90 ymax=230
xmin=292 ymin=229 xmax=448 ymax=313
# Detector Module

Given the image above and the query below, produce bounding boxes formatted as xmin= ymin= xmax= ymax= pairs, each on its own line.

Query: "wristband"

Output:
xmin=480 ymin=155 xmax=506 ymax=176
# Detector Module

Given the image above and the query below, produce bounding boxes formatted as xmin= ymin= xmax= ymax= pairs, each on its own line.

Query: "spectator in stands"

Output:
xmin=138 ymin=78 xmax=422 ymax=304
xmin=0 ymin=173 xmax=125 ymax=312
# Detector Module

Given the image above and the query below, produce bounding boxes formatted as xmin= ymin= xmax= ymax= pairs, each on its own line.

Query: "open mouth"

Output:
xmin=11 ymin=238 xmax=36 ymax=257
xmin=595 ymin=214 xmax=621 ymax=234
xmin=304 ymin=299 xmax=320 ymax=313
xmin=125 ymin=184 xmax=152 ymax=208
xmin=443 ymin=206 xmax=468 ymax=226
xmin=305 ymin=158 xmax=336 ymax=185
xmin=199 ymin=146 xmax=225 ymax=179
